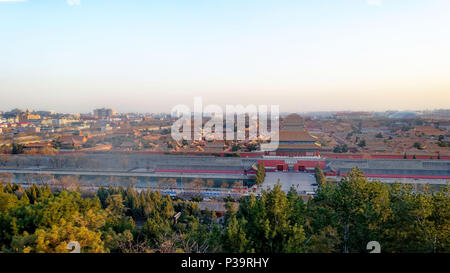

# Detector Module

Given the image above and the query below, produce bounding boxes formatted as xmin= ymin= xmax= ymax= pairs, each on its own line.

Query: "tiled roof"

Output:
xmin=279 ymin=131 xmax=317 ymax=142
xmin=282 ymin=114 xmax=304 ymax=124
xmin=277 ymin=143 xmax=321 ymax=150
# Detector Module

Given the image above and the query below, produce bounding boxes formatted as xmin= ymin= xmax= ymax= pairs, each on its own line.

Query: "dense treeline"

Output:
xmin=0 ymin=167 xmax=448 ymax=253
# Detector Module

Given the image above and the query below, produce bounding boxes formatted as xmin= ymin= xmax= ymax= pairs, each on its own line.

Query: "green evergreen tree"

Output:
xmin=314 ymin=163 xmax=326 ymax=187
xmin=254 ymin=162 xmax=266 ymax=186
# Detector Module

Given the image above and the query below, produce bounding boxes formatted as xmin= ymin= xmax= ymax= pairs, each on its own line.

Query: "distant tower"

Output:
xmin=268 ymin=114 xmax=321 ymax=157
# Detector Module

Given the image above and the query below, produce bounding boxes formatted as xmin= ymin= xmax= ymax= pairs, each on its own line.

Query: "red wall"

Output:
xmin=258 ymin=159 xmax=326 ymax=172
xmin=322 ymin=154 xmax=450 ymax=160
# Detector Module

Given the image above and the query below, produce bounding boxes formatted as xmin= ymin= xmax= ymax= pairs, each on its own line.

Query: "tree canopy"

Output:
xmin=0 ymin=168 xmax=448 ymax=253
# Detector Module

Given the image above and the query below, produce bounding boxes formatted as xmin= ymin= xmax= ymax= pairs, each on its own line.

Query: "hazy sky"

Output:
xmin=1 ymin=0 xmax=449 ymax=113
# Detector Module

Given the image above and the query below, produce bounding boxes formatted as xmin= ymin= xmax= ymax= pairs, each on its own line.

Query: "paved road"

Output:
xmin=0 ymin=168 xmax=248 ymax=180
xmin=262 ymin=172 xmax=317 ymax=193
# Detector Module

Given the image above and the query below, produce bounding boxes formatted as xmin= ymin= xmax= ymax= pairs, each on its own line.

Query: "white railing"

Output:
xmin=262 ymin=155 xmax=322 ymax=161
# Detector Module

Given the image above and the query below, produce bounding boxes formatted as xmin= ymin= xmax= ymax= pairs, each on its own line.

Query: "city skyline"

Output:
xmin=1 ymin=0 xmax=450 ymax=113
xmin=1 ymin=106 xmax=449 ymax=116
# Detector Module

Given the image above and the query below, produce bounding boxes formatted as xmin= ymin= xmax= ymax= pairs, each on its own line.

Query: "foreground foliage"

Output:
xmin=0 ymin=168 xmax=448 ymax=253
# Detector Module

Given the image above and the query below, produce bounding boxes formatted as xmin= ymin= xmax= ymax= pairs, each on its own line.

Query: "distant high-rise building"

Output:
xmin=93 ymin=108 xmax=116 ymax=118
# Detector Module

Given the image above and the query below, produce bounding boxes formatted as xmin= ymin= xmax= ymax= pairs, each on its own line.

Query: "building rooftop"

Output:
xmin=279 ymin=131 xmax=318 ymax=142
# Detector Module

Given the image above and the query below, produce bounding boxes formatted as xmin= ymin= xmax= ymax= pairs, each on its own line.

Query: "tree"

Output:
xmin=307 ymin=167 xmax=391 ymax=253
xmin=83 ymin=138 xmax=97 ymax=148
xmin=314 ymin=164 xmax=326 ymax=187
xmin=0 ymin=187 xmax=108 ymax=253
xmin=0 ymin=154 xmax=10 ymax=167
xmin=12 ymin=143 xmax=24 ymax=154
xmin=254 ymin=162 xmax=266 ymax=186
xmin=106 ymin=194 xmax=126 ymax=216
xmin=26 ymin=218 xmax=105 ymax=253
xmin=231 ymin=143 xmax=240 ymax=152
xmin=413 ymin=142 xmax=423 ymax=150
xmin=40 ymin=146 xmax=57 ymax=156
xmin=58 ymin=175 xmax=80 ymax=191
xmin=357 ymin=139 xmax=366 ymax=148
xmin=381 ymin=184 xmax=450 ymax=253
xmin=221 ymin=214 xmax=249 ymax=253
xmin=437 ymin=138 xmax=448 ymax=147
xmin=189 ymin=178 xmax=206 ymax=190
xmin=333 ymin=144 xmax=348 ymax=153
xmin=0 ymin=172 xmax=14 ymax=184
xmin=305 ymin=225 xmax=340 ymax=253
xmin=0 ymin=174 xmax=448 ymax=253
xmin=429 ymin=186 xmax=450 ymax=252
xmin=52 ymin=138 xmax=62 ymax=150
xmin=223 ymin=184 xmax=307 ymax=253
xmin=247 ymin=143 xmax=259 ymax=152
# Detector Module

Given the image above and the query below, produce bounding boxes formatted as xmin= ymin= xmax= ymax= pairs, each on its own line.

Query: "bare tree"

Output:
xmin=118 ymin=238 xmax=151 ymax=253
xmin=156 ymin=178 xmax=177 ymax=189
xmin=206 ymin=179 xmax=215 ymax=189
xmin=123 ymin=176 xmax=139 ymax=186
xmin=232 ymin=180 xmax=243 ymax=188
xmin=24 ymin=173 xmax=35 ymax=184
xmin=58 ymin=175 xmax=80 ymax=191
xmin=167 ymin=178 xmax=177 ymax=188
xmin=40 ymin=146 xmax=57 ymax=156
xmin=152 ymin=232 xmax=212 ymax=253
xmin=0 ymin=172 xmax=14 ymax=183
xmin=35 ymin=173 xmax=54 ymax=184
xmin=0 ymin=154 xmax=10 ymax=167
xmin=189 ymin=178 xmax=206 ymax=191
xmin=180 ymin=236 xmax=213 ymax=253
xmin=156 ymin=178 xmax=168 ymax=188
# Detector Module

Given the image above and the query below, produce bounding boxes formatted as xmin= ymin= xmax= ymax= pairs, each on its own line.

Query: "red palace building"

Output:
xmin=261 ymin=114 xmax=326 ymax=172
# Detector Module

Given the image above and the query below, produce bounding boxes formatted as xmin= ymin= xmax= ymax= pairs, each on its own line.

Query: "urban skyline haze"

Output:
xmin=1 ymin=0 xmax=449 ymax=113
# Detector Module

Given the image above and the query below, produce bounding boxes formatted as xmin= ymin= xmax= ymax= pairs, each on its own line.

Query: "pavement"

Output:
xmin=0 ymin=168 xmax=249 ymax=180
xmin=262 ymin=172 xmax=317 ymax=193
